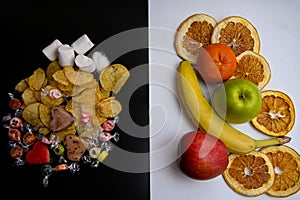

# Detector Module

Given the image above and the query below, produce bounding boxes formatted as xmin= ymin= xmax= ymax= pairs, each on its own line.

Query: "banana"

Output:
xmin=177 ymin=60 xmax=290 ymax=154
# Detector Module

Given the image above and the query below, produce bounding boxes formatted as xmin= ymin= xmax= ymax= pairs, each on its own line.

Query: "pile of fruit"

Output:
xmin=175 ymin=13 xmax=299 ymax=198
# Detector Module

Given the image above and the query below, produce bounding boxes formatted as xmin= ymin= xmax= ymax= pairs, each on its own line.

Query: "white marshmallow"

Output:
xmin=58 ymin=44 xmax=75 ymax=67
xmin=91 ymin=51 xmax=111 ymax=73
xmin=79 ymin=64 xmax=96 ymax=73
xmin=75 ymin=54 xmax=96 ymax=73
xmin=42 ymin=39 xmax=62 ymax=61
xmin=71 ymin=34 xmax=94 ymax=55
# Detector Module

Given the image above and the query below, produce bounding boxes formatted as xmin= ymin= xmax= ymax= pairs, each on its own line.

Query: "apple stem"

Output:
xmin=255 ymin=136 xmax=291 ymax=148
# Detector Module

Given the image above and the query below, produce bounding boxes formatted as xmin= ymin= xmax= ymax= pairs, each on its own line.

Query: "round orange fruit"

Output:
xmin=175 ymin=13 xmax=217 ymax=65
xmin=223 ymin=151 xmax=275 ymax=197
xmin=230 ymin=50 xmax=271 ymax=90
xmin=251 ymin=90 xmax=295 ymax=136
xmin=260 ymin=145 xmax=300 ymax=197
xmin=211 ymin=16 xmax=260 ymax=56
xmin=196 ymin=43 xmax=237 ymax=83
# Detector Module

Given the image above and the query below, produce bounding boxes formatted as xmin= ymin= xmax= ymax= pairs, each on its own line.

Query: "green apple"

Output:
xmin=212 ymin=79 xmax=262 ymax=124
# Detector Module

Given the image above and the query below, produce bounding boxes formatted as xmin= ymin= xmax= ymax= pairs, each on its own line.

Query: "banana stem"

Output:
xmin=255 ymin=136 xmax=291 ymax=148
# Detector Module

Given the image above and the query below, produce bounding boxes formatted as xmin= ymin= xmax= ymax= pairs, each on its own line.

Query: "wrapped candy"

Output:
xmin=41 ymin=163 xmax=69 ymax=187
xmin=8 ymin=93 xmax=22 ymax=110
xmin=101 ymin=116 xmax=119 ymax=132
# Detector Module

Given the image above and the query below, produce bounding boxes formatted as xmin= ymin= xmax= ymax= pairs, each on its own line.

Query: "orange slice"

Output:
xmin=211 ymin=16 xmax=260 ymax=56
xmin=223 ymin=151 xmax=275 ymax=197
xmin=174 ymin=13 xmax=217 ymax=65
xmin=251 ymin=90 xmax=295 ymax=136
xmin=260 ymin=145 xmax=300 ymax=197
xmin=230 ymin=50 xmax=271 ymax=90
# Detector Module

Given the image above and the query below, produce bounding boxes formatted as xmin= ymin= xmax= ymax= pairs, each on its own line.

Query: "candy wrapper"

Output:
xmin=2 ymin=34 xmax=130 ymax=187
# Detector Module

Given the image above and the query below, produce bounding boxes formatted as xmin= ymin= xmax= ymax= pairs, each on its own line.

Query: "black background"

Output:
xmin=0 ymin=1 xmax=149 ymax=199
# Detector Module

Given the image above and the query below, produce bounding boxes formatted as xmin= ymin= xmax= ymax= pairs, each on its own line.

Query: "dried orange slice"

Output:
xmin=211 ymin=16 xmax=260 ymax=56
xmin=260 ymin=145 xmax=300 ymax=197
xmin=174 ymin=13 xmax=217 ymax=64
xmin=223 ymin=151 xmax=275 ymax=197
xmin=251 ymin=90 xmax=295 ymax=136
xmin=230 ymin=50 xmax=271 ymax=90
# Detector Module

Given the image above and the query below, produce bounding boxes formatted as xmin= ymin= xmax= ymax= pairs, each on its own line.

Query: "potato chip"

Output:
xmin=33 ymin=90 xmax=42 ymax=102
xmin=39 ymin=103 xmax=51 ymax=128
xmin=64 ymin=66 xmax=94 ymax=86
xmin=46 ymin=61 xmax=62 ymax=86
xmin=28 ymin=68 xmax=46 ymax=91
xmin=67 ymin=83 xmax=89 ymax=97
xmin=73 ymin=70 xmax=94 ymax=86
xmin=95 ymin=116 xmax=107 ymax=126
xmin=57 ymin=82 xmax=74 ymax=93
xmin=65 ymin=99 xmax=75 ymax=113
xmin=72 ymin=87 xmax=97 ymax=105
xmin=99 ymin=64 xmax=130 ymax=93
xmin=65 ymin=100 xmax=81 ymax=121
xmin=95 ymin=88 xmax=104 ymax=104
xmin=42 ymin=76 xmax=48 ymax=88
xmin=100 ymin=86 xmax=111 ymax=98
xmin=96 ymin=97 xmax=122 ymax=118
xmin=21 ymin=88 xmax=38 ymax=106
xmin=40 ymin=85 xmax=65 ymax=107
xmin=38 ymin=126 xmax=50 ymax=135
xmin=52 ymin=69 xmax=71 ymax=86
xmin=22 ymin=102 xmax=44 ymax=129
xmin=86 ymin=79 xmax=99 ymax=89
xmin=70 ymin=78 xmax=99 ymax=97
xmin=15 ymin=79 xmax=28 ymax=92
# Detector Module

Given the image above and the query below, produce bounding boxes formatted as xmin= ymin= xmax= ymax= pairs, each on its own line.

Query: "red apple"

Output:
xmin=178 ymin=131 xmax=229 ymax=180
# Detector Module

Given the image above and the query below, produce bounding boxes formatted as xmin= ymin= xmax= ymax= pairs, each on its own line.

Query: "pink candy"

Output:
xmin=101 ymin=119 xmax=115 ymax=131
xmin=80 ymin=111 xmax=92 ymax=123
xmin=49 ymin=89 xmax=62 ymax=99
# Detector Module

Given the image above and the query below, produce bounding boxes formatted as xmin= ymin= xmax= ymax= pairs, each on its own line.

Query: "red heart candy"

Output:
xmin=25 ymin=141 xmax=50 ymax=164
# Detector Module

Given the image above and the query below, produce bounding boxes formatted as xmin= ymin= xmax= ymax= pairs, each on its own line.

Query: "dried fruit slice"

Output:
xmin=223 ymin=151 xmax=275 ymax=197
xmin=260 ymin=145 xmax=300 ymax=197
xmin=251 ymin=90 xmax=295 ymax=136
xmin=174 ymin=13 xmax=217 ymax=64
xmin=211 ymin=16 xmax=260 ymax=56
xmin=230 ymin=50 xmax=271 ymax=90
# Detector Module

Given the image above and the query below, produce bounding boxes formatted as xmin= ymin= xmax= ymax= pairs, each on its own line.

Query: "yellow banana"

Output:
xmin=177 ymin=60 xmax=290 ymax=154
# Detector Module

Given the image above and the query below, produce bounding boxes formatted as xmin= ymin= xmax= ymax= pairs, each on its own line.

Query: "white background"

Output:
xmin=149 ymin=0 xmax=300 ymax=199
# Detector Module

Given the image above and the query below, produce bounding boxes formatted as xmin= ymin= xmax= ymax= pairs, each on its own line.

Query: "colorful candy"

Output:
xmin=8 ymin=129 xmax=22 ymax=141
xmin=9 ymin=116 xmax=22 ymax=129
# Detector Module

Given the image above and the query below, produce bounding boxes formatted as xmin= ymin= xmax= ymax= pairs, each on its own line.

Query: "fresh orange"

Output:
xmin=196 ymin=43 xmax=237 ymax=83
xmin=222 ymin=151 xmax=275 ymax=197
xmin=230 ymin=50 xmax=271 ymax=90
xmin=251 ymin=90 xmax=295 ymax=136
xmin=175 ymin=13 xmax=217 ymax=65
xmin=211 ymin=16 xmax=260 ymax=56
xmin=260 ymin=145 xmax=300 ymax=197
